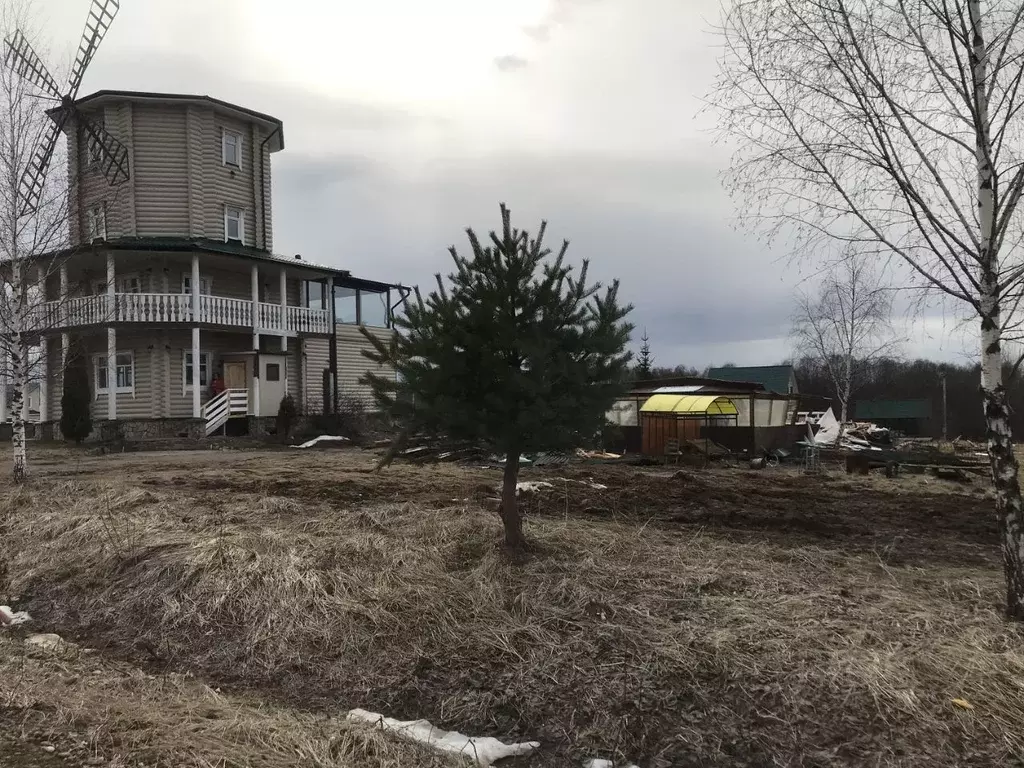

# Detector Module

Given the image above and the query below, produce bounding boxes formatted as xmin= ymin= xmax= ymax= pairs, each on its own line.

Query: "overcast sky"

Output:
xmin=37 ymin=0 xmax=975 ymax=369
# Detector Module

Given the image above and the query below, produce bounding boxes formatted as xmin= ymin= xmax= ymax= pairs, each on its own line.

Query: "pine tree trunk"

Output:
xmin=500 ymin=450 xmax=524 ymax=550
xmin=972 ymin=0 xmax=1024 ymax=619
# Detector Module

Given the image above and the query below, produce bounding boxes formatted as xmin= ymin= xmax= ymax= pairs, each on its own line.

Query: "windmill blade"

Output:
xmin=4 ymin=30 xmax=62 ymax=99
xmin=79 ymin=112 xmax=129 ymax=186
xmin=19 ymin=111 xmax=68 ymax=217
xmin=66 ymin=0 xmax=120 ymax=100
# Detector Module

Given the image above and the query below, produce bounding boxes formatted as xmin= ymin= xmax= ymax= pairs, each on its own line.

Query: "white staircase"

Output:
xmin=202 ymin=388 xmax=248 ymax=435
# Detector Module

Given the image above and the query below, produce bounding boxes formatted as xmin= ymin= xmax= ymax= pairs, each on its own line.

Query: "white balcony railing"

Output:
xmin=32 ymin=293 xmax=332 ymax=335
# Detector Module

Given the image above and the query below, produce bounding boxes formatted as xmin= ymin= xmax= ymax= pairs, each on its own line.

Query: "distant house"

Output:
xmin=606 ymin=375 xmax=799 ymax=455
xmin=706 ymin=365 xmax=799 ymax=395
xmin=853 ymin=399 xmax=932 ymax=436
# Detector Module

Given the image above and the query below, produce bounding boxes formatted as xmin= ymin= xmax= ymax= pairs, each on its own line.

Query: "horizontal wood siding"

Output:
xmin=302 ymin=325 xmax=395 ymax=413
xmin=83 ymin=330 xmax=157 ymax=420
xmin=303 ymin=337 xmax=330 ymax=414
xmin=262 ymin=141 xmax=273 ymax=250
xmin=72 ymin=107 xmax=134 ymax=243
xmin=186 ymin=106 xmax=206 ymax=238
xmin=133 ymin=105 xmax=189 ymax=235
xmin=46 ymin=339 xmax=63 ymax=421
xmin=206 ymin=112 xmax=256 ymax=245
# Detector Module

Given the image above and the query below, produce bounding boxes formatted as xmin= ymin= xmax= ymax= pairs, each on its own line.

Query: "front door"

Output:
xmin=259 ymin=354 xmax=286 ymax=416
xmin=224 ymin=361 xmax=247 ymax=391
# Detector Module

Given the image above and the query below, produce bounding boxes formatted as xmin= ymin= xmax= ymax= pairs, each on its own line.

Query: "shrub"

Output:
xmin=60 ymin=336 xmax=92 ymax=445
xmin=276 ymin=394 xmax=298 ymax=441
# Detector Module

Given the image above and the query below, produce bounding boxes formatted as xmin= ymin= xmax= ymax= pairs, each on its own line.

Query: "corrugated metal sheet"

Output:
xmin=640 ymin=394 xmax=738 ymax=415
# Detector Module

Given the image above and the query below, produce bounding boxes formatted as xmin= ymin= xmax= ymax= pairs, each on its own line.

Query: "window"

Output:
xmin=222 ymin=130 xmax=242 ymax=168
xmin=361 ymin=289 xmax=389 ymax=328
xmin=181 ymin=276 xmax=211 ymax=295
xmin=95 ymin=352 xmax=134 ymax=395
xmin=86 ymin=204 xmax=106 ymax=242
xmin=87 ymin=114 xmax=104 ymax=168
xmin=304 ymin=280 xmax=325 ymax=311
xmin=93 ymin=273 xmax=141 ymax=295
xmin=224 ymin=206 xmax=244 ymax=244
xmin=333 ymin=287 xmax=358 ymax=323
xmin=183 ymin=351 xmax=210 ymax=390
xmin=265 ymin=363 xmax=281 ymax=382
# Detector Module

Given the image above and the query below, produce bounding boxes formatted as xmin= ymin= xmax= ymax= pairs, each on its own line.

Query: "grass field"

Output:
xmin=1 ymin=446 xmax=1023 ymax=767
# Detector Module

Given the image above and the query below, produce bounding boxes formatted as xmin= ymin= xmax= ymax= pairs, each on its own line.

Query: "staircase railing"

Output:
xmin=202 ymin=388 xmax=248 ymax=435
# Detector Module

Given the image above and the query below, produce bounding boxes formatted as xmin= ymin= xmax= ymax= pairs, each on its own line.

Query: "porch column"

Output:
xmin=38 ymin=337 xmax=48 ymax=423
xmin=192 ymin=326 xmax=201 ymax=418
xmin=107 ymin=327 xmax=116 ymax=421
xmin=251 ymin=263 xmax=260 ymax=417
xmin=191 ymin=254 xmax=201 ymax=322
xmin=250 ymin=263 xmax=259 ymax=348
xmin=328 ymin=277 xmax=338 ymax=414
xmin=106 ymin=251 xmax=115 ymax=319
xmin=59 ymin=263 xmax=69 ymax=370
xmin=279 ymin=267 xmax=287 ymax=352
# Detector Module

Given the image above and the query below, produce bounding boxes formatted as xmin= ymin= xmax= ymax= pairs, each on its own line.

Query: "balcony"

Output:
xmin=32 ymin=293 xmax=333 ymax=335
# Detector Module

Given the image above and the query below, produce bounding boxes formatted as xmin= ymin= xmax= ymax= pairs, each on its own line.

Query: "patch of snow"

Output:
xmin=0 ymin=605 xmax=30 ymax=626
xmin=292 ymin=435 xmax=350 ymax=449
xmin=554 ymin=477 xmax=608 ymax=490
xmin=584 ymin=760 xmax=640 ymax=768
xmin=514 ymin=481 xmax=554 ymax=493
xmin=506 ymin=479 xmax=607 ymax=494
xmin=346 ymin=708 xmax=540 ymax=766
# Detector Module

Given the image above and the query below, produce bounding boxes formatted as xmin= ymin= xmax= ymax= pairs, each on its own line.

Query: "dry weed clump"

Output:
xmin=3 ymin=466 xmax=1024 ymax=767
xmin=0 ymin=635 xmax=458 ymax=768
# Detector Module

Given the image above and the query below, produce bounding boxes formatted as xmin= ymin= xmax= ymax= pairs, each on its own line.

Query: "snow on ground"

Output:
xmin=347 ymin=708 xmax=540 ymax=766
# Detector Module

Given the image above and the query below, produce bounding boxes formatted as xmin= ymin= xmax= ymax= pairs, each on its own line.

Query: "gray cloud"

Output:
xmin=494 ymin=54 xmax=529 ymax=72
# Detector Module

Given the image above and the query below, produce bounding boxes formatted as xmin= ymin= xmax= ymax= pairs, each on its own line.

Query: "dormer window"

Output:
xmin=224 ymin=206 xmax=244 ymax=244
xmin=222 ymin=130 xmax=242 ymax=168
xmin=86 ymin=204 xmax=106 ymax=242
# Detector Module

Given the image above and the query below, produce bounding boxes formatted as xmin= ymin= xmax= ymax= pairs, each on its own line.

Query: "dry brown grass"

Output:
xmin=2 ymin=448 xmax=1024 ymax=766
xmin=0 ymin=634 xmax=457 ymax=768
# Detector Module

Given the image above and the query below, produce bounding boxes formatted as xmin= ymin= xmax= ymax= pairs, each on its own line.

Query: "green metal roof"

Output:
xmin=853 ymin=399 xmax=932 ymax=420
xmin=706 ymin=365 xmax=796 ymax=395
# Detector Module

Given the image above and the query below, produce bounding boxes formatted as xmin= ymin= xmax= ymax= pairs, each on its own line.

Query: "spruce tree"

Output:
xmin=60 ymin=336 xmax=92 ymax=445
xmin=635 ymin=329 xmax=654 ymax=379
xmin=362 ymin=204 xmax=633 ymax=550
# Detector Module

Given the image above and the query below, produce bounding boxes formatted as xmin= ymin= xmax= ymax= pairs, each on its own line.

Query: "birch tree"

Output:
xmin=792 ymin=259 xmax=897 ymax=427
xmin=712 ymin=0 xmax=1024 ymax=618
xmin=0 ymin=10 xmax=71 ymax=483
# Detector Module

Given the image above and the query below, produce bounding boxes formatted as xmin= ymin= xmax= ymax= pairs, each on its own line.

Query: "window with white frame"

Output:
xmin=95 ymin=352 xmax=134 ymax=395
xmin=87 ymin=114 xmax=104 ymax=168
xmin=93 ymin=273 xmax=142 ymax=295
xmin=86 ymin=204 xmax=106 ymax=242
xmin=183 ymin=351 xmax=210 ymax=390
xmin=181 ymin=276 xmax=211 ymax=295
xmin=222 ymin=130 xmax=242 ymax=168
xmin=224 ymin=206 xmax=244 ymax=244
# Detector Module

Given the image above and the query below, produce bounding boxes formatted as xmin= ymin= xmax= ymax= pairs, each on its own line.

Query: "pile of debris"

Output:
xmin=391 ymin=439 xmax=625 ymax=468
xmin=801 ymin=408 xmax=891 ymax=452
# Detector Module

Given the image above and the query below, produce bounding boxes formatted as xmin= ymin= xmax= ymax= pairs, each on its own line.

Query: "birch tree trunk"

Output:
xmin=9 ymin=260 xmax=26 ymax=483
xmin=971 ymin=0 xmax=1024 ymax=618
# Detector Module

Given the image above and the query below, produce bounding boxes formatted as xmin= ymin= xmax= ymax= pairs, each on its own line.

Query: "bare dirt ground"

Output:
xmin=2 ymin=446 xmax=1023 ymax=767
